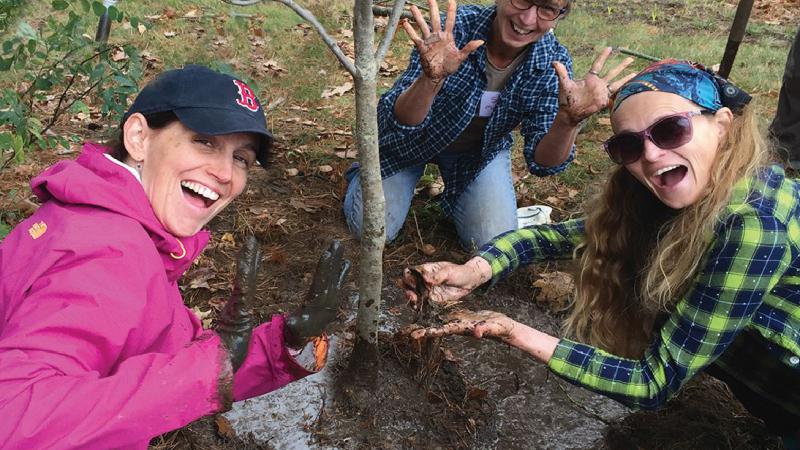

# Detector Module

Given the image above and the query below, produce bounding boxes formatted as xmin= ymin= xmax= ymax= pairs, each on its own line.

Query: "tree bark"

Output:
xmin=352 ymin=0 xmax=385 ymax=347
xmin=227 ymin=0 xmax=406 ymax=350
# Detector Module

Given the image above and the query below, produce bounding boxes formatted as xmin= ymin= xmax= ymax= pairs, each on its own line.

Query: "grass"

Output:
xmin=1 ymin=0 xmax=795 ymax=207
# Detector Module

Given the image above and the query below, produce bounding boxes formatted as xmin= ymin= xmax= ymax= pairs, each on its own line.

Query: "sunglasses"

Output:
xmin=602 ymin=110 xmax=713 ymax=165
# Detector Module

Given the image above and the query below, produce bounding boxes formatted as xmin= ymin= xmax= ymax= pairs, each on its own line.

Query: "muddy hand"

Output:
xmin=552 ymin=47 xmax=637 ymax=126
xmin=285 ymin=240 xmax=350 ymax=348
xmin=409 ymin=309 xmax=516 ymax=344
xmin=399 ymin=258 xmax=491 ymax=309
xmin=216 ymin=235 xmax=260 ymax=371
xmin=401 ymin=0 xmax=484 ymax=84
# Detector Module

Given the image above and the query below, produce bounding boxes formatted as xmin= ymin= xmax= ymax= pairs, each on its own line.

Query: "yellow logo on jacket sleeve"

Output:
xmin=28 ymin=221 xmax=47 ymax=239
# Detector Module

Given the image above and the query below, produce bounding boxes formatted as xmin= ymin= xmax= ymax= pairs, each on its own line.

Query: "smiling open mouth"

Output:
xmin=654 ymin=165 xmax=687 ymax=188
xmin=181 ymin=180 xmax=219 ymax=208
xmin=511 ymin=22 xmax=533 ymax=35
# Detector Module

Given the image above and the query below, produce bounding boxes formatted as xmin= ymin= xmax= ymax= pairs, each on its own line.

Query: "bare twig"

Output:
xmin=274 ymin=0 xmax=356 ymax=75
xmin=225 ymin=0 xmax=356 ymax=75
xmin=372 ymin=5 xmax=413 ymax=20
xmin=221 ymin=0 xmax=262 ymax=5
xmin=412 ymin=209 xmax=425 ymax=249
xmin=374 ymin=0 xmax=407 ymax=64
xmin=42 ymin=77 xmax=102 ymax=135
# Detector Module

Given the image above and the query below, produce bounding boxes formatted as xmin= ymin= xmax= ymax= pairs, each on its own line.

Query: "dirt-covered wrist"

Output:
xmin=465 ymin=256 xmax=493 ymax=289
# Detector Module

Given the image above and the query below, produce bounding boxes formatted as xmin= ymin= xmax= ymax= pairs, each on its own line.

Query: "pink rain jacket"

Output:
xmin=0 ymin=144 xmax=310 ymax=449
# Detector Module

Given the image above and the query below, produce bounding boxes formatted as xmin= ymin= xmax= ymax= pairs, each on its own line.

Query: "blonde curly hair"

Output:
xmin=563 ymin=105 xmax=768 ymax=358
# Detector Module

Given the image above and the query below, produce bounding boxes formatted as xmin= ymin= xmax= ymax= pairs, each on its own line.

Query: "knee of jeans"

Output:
xmin=459 ymin=218 xmax=515 ymax=250
xmin=345 ymin=212 xmax=363 ymax=239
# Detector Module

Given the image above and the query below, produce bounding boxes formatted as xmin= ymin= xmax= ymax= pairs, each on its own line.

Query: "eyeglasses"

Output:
xmin=602 ymin=111 xmax=713 ymax=165
xmin=508 ymin=0 xmax=567 ymax=21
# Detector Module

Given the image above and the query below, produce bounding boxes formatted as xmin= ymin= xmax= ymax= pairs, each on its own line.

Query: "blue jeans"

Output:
xmin=343 ymin=150 xmax=517 ymax=250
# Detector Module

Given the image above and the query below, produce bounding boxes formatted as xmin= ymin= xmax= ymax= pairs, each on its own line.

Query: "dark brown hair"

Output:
xmin=108 ymin=111 xmax=179 ymax=161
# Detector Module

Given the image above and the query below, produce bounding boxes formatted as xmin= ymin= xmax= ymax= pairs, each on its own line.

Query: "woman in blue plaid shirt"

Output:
xmin=402 ymin=60 xmax=800 ymax=447
xmin=343 ymin=0 xmax=634 ymax=249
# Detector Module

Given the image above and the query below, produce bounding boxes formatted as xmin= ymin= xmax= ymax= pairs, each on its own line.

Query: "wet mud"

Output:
xmin=224 ymin=277 xmax=631 ymax=449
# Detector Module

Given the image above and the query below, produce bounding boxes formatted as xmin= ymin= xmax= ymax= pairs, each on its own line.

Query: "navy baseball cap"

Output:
xmin=122 ymin=65 xmax=273 ymax=168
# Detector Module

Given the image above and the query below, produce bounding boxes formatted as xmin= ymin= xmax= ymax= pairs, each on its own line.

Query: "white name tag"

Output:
xmin=479 ymin=91 xmax=501 ymax=117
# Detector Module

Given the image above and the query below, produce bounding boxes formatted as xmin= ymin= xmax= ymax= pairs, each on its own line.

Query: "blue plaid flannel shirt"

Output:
xmin=478 ymin=165 xmax=800 ymax=411
xmin=377 ymin=5 xmax=574 ymax=214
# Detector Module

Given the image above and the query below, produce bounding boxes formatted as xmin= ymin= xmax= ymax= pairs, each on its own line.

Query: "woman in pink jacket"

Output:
xmin=0 ymin=65 xmax=348 ymax=448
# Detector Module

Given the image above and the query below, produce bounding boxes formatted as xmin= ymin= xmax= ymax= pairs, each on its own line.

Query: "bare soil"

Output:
xmin=1 ymin=2 xmax=796 ymax=448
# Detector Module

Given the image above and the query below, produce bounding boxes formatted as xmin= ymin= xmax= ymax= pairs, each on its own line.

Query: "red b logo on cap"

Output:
xmin=233 ymin=79 xmax=259 ymax=112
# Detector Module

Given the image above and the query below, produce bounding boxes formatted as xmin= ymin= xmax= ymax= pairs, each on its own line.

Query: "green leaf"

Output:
xmin=51 ymin=0 xmax=69 ymax=10
xmin=80 ymin=0 xmax=90 ymax=11
xmin=130 ymin=17 xmax=139 ymax=29
xmin=0 ymin=221 xmax=11 ymax=241
xmin=69 ymin=100 xmax=91 ymax=114
xmin=0 ymin=57 xmax=12 ymax=71
xmin=33 ymin=78 xmax=52 ymax=90
xmin=91 ymin=1 xmax=106 ymax=17
xmin=2 ymin=40 xmax=15 ymax=54
xmin=112 ymin=75 xmax=135 ymax=87
xmin=0 ymin=132 xmax=12 ymax=149
xmin=90 ymin=62 xmax=106 ymax=81
xmin=108 ymin=6 xmax=122 ymax=22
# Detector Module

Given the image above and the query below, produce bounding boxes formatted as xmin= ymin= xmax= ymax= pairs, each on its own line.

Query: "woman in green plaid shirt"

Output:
xmin=402 ymin=60 xmax=800 ymax=446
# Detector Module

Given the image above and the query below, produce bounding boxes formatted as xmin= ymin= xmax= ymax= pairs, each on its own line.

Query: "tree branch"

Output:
xmin=374 ymin=0 xmax=406 ymax=65
xmin=273 ymin=0 xmax=356 ymax=76
xmin=224 ymin=0 xmax=357 ymax=76
xmin=221 ymin=0 xmax=263 ymax=5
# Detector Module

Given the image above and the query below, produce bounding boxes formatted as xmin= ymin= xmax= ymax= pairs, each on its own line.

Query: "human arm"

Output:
xmin=547 ymin=212 xmax=790 ymax=409
xmin=524 ymin=47 xmax=635 ymax=171
xmin=413 ymin=213 xmax=791 ymax=410
xmin=0 ymin=245 xmax=308 ymax=448
xmin=410 ymin=309 xmax=560 ymax=363
xmin=400 ymin=219 xmax=585 ymax=305
xmin=391 ymin=0 xmax=484 ymax=126
xmin=0 ymin=252 xmax=233 ymax=449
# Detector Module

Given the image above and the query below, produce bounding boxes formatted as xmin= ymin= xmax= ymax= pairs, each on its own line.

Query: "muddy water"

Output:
xmin=226 ymin=285 xmax=629 ymax=449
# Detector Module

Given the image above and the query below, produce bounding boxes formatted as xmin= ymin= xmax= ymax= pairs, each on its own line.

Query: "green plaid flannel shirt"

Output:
xmin=477 ymin=165 xmax=800 ymax=410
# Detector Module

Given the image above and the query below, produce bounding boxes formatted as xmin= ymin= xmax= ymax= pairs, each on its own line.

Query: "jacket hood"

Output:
xmin=30 ymin=142 xmax=209 ymax=280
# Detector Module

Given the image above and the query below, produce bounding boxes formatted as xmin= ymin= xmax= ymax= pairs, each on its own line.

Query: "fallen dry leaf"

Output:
xmin=163 ymin=31 xmax=177 ymax=38
xmin=285 ymin=168 xmax=299 ymax=177
xmin=215 ymin=415 xmax=237 ymax=440
xmin=289 ymin=198 xmax=320 ymax=213
xmin=335 ymin=149 xmax=357 ymax=159
xmin=186 ymin=267 xmax=215 ymax=290
xmin=544 ymin=196 xmax=563 ymax=207
xmin=321 ymin=82 xmax=353 ymax=99
xmin=249 ymin=206 xmax=269 ymax=219
xmin=318 ymin=165 xmax=333 ymax=173
xmin=263 ymin=59 xmax=286 ymax=74
xmin=421 ymin=243 xmax=437 ymax=256
xmin=110 ymin=48 xmax=128 ymax=62
xmin=190 ymin=306 xmax=213 ymax=328
xmin=137 ymin=23 xmax=147 ymax=34
xmin=183 ymin=9 xmax=200 ymax=18
xmin=532 ymin=271 xmax=574 ymax=311
xmin=220 ymin=232 xmax=236 ymax=247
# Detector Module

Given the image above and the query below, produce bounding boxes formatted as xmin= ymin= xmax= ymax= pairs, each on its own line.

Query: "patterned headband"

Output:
xmin=611 ymin=58 xmax=750 ymax=113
